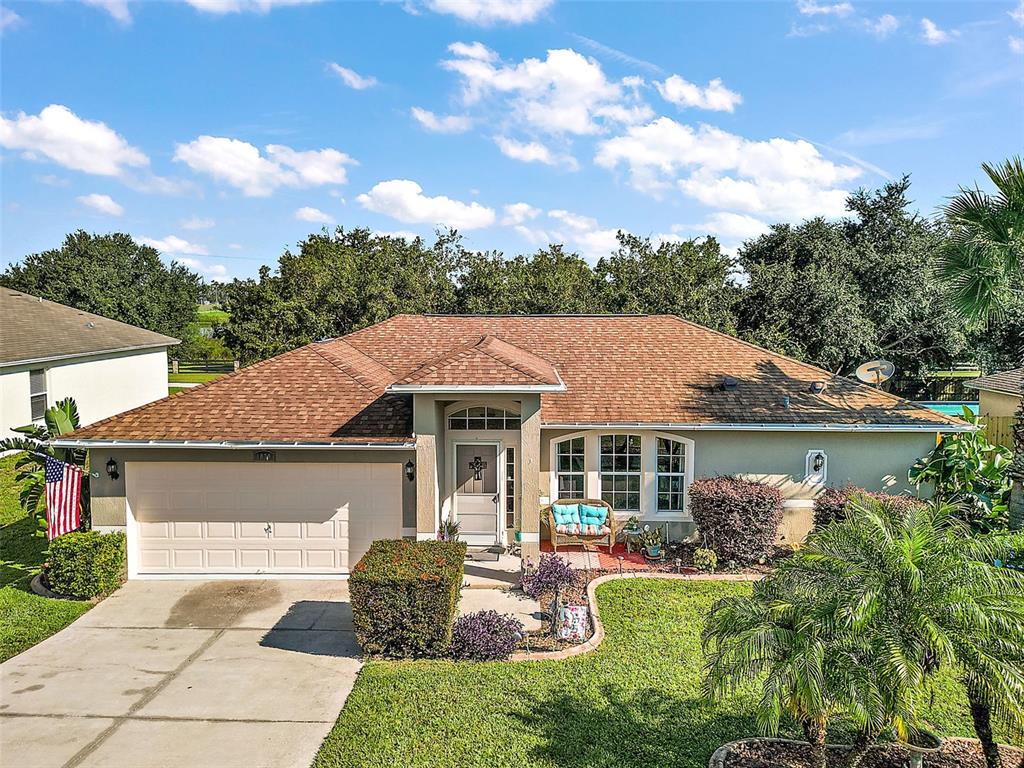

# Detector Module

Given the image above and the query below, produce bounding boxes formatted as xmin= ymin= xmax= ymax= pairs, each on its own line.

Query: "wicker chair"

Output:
xmin=544 ymin=498 xmax=616 ymax=554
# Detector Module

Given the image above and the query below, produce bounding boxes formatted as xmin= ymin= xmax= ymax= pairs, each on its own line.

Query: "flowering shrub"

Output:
xmin=522 ymin=553 xmax=577 ymax=600
xmin=813 ymin=486 xmax=923 ymax=529
xmin=693 ymin=547 xmax=717 ymax=573
xmin=450 ymin=610 xmax=524 ymax=661
xmin=689 ymin=476 xmax=783 ymax=566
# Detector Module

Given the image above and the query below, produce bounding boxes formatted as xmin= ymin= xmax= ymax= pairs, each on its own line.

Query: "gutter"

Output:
xmin=1 ymin=340 xmax=180 ymax=370
xmin=540 ymin=422 xmax=974 ymax=433
xmin=386 ymin=383 xmax=566 ymax=393
xmin=49 ymin=439 xmax=415 ymax=450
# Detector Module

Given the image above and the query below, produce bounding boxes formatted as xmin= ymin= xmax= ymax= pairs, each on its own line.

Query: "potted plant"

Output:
xmin=638 ymin=525 xmax=664 ymax=559
xmin=902 ymin=730 xmax=942 ymax=768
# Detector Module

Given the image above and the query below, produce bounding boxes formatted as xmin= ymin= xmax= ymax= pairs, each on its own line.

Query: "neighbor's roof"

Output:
xmin=65 ymin=314 xmax=964 ymax=445
xmin=966 ymin=368 xmax=1023 ymax=397
xmin=0 ymin=288 xmax=179 ymax=368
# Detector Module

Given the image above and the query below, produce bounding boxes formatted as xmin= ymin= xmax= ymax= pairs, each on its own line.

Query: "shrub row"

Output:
xmin=689 ymin=476 xmax=783 ymax=566
xmin=813 ymin=485 xmax=924 ymax=529
xmin=349 ymin=539 xmax=466 ymax=658
xmin=47 ymin=531 xmax=126 ymax=598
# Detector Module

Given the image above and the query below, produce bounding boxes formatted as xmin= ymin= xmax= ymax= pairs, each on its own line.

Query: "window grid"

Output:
xmin=447 ymin=407 xmax=521 ymax=431
xmin=29 ymin=369 xmax=47 ymax=422
xmin=505 ymin=447 xmax=516 ymax=529
xmin=555 ymin=437 xmax=585 ymax=500
xmin=656 ymin=437 xmax=687 ymax=514
xmin=600 ymin=434 xmax=642 ymax=513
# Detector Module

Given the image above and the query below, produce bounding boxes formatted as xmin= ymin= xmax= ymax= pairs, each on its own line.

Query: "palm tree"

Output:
xmin=785 ymin=496 xmax=1024 ymax=768
xmin=0 ymin=397 xmax=88 ymax=534
xmin=938 ymin=157 xmax=1024 ymax=530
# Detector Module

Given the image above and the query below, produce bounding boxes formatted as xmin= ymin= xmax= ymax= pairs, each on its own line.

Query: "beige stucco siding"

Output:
xmin=979 ymin=390 xmax=1020 ymax=418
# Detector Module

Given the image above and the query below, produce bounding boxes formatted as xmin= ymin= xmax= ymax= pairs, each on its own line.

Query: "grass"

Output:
xmin=0 ymin=453 xmax=90 ymax=662
xmin=168 ymin=372 xmax=224 ymax=384
xmin=314 ymin=579 xmax=988 ymax=768
xmin=197 ymin=307 xmax=229 ymax=326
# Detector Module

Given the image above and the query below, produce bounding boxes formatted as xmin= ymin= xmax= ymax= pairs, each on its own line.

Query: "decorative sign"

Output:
xmin=556 ymin=604 xmax=589 ymax=643
xmin=468 ymin=455 xmax=488 ymax=481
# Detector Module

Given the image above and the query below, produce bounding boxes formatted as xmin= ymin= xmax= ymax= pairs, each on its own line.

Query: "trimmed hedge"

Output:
xmin=689 ymin=476 xmax=783 ymax=566
xmin=813 ymin=485 xmax=924 ymax=529
xmin=349 ymin=539 xmax=466 ymax=658
xmin=47 ymin=531 xmax=126 ymax=598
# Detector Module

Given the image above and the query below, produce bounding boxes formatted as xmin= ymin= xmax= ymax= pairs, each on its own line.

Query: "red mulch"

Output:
xmin=538 ymin=539 xmax=786 ymax=574
xmin=722 ymin=738 xmax=1023 ymax=768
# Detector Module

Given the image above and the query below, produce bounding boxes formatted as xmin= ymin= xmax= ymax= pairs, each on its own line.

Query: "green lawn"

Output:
xmin=0 ymin=454 xmax=90 ymax=662
xmin=197 ymin=307 xmax=229 ymax=326
xmin=314 ymin=579 xmax=987 ymax=768
xmin=168 ymin=372 xmax=224 ymax=384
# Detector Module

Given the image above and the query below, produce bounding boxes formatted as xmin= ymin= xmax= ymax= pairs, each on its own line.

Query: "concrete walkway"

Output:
xmin=0 ymin=580 xmax=361 ymax=768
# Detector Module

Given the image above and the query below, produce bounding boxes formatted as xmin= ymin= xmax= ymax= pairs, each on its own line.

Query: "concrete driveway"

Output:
xmin=0 ymin=580 xmax=361 ymax=768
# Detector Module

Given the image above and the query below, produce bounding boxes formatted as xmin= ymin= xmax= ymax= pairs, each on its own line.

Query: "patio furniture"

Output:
xmin=544 ymin=499 xmax=616 ymax=555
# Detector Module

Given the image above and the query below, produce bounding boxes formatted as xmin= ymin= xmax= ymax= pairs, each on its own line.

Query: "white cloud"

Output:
xmin=328 ymin=63 xmax=378 ymax=90
xmin=545 ymin=209 xmax=619 ymax=261
xmin=424 ymin=0 xmax=553 ymax=25
xmin=493 ymin=136 xmax=578 ymax=169
xmin=442 ymin=44 xmax=651 ymax=136
xmin=176 ymin=257 xmax=229 ymax=281
xmin=77 ymin=193 xmax=124 ymax=216
xmin=0 ymin=104 xmax=148 ymax=177
xmin=82 ymin=0 xmax=132 ymax=23
xmin=356 ymin=179 xmax=495 ymax=230
xmin=295 ymin=206 xmax=335 ymax=225
xmin=35 ymin=174 xmax=70 ymax=187
xmin=570 ymin=34 xmax=665 ymax=76
xmin=502 ymin=202 xmax=542 ymax=225
xmin=655 ymin=75 xmax=742 ymax=113
xmin=447 ymin=41 xmax=498 ymax=61
xmin=797 ymin=0 xmax=853 ymax=17
xmin=696 ymin=212 xmax=770 ymax=243
xmin=866 ymin=13 xmax=899 ymax=39
xmin=920 ymin=18 xmax=954 ymax=45
xmin=1011 ymin=1 xmax=1024 ymax=26
xmin=173 ymin=136 xmax=355 ymax=196
xmin=410 ymin=107 xmax=473 ymax=134
xmin=138 ymin=235 xmax=210 ymax=256
xmin=374 ymin=229 xmax=421 ymax=240
xmin=184 ymin=0 xmax=322 ymax=13
xmin=595 ymin=117 xmax=860 ymax=219
xmin=1 ymin=6 xmax=23 ymax=31
xmin=228 ymin=243 xmax=243 ymax=250
xmin=180 ymin=216 xmax=215 ymax=230
xmin=1011 ymin=36 xmax=1024 ymax=54
xmin=837 ymin=116 xmax=944 ymax=146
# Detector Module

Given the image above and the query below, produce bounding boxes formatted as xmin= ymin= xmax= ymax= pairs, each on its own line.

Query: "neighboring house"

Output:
xmin=967 ymin=368 xmax=1022 ymax=419
xmin=0 ymin=288 xmax=178 ymax=440
xmin=57 ymin=314 xmax=967 ymax=579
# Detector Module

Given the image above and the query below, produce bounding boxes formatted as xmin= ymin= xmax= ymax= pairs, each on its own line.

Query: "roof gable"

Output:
xmin=396 ymin=335 xmax=562 ymax=388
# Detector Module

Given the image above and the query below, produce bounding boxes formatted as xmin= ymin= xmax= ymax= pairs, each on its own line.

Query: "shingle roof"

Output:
xmin=67 ymin=314 xmax=963 ymax=444
xmin=966 ymin=368 xmax=1023 ymax=397
xmin=0 ymin=288 xmax=178 ymax=367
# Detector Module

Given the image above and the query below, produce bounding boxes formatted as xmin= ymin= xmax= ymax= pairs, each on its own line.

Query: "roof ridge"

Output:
xmin=397 ymin=336 xmax=489 ymax=384
xmin=475 ymin=335 xmax=558 ymax=385
xmin=306 ymin=342 xmax=386 ymax=395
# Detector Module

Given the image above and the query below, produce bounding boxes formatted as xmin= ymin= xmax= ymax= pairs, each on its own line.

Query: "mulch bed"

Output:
xmin=722 ymin=738 xmax=1024 ymax=768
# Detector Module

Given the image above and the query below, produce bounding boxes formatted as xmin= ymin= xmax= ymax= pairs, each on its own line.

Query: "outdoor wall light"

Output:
xmin=812 ymin=452 xmax=825 ymax=473
xmin=405 ymin=460 xmax=415 ymax=482
xmin=253 ymin=450 xmax=276 ymax=462
xmin=105 ymin=458 xmax=119 ymax=480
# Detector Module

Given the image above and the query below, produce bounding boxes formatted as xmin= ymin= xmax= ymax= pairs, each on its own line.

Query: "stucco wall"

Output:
xmin=2 ymin=348 xmax=169 ymax=440
xmin=89 ymin=447 xmax=417 ymax=531
xmin=979 ymin=390 xmax=1020 ymax=418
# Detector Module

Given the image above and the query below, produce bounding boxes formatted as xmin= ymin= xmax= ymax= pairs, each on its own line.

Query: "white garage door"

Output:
xmin=126 ymin=461 xmax=403 ymax=576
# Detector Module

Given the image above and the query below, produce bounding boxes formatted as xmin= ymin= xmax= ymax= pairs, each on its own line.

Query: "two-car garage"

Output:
xmin=125 ymin=461 xmax=404 ymax=577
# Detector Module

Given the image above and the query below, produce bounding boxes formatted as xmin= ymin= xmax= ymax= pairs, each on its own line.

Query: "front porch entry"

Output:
xmin=453 ymin=442 xmax=502 ymax=546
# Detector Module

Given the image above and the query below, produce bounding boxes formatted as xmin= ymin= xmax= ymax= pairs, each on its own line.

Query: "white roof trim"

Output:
xmin=0 ymin=340 xmax=178 ymax=370
xmin=386 ymin=383 xmax=566 ymax=393
xmin=49 ymin=439 xmax=415 ymax=450
xmin=541 ymin=422 xmax=972 ymax=433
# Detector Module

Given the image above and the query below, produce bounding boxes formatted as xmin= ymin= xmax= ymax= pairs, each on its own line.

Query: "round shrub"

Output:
xmin=522 ymin=553 xmax=577 ymax=600
xmin=813 ymin=485 xmax=924 ymax=529
xmin=689 ymin=476 xmax=783 ymax=566
xmin=47 ymin=531 xmax=126 ymax=598
xmin=450 ymin=610 xmax=524 ymax=661
xmin=693 ymin=547 xmax=717 ymax=573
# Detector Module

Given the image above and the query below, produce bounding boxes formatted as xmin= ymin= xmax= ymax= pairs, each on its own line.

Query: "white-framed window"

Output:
xmin=447 ymin=406 xmax=520 ymax=430
xmin=505 ymin=446 xmax=516 ymax=528
xmin=656 ymin=437 xmax=687 ymax=514
xmin=29 ymin=369 xmax=47 ymax=422
xmin=554 ymin=436 xmax=585 ymax=499
xmin=600 ymin=434 xmax=641 ymax=513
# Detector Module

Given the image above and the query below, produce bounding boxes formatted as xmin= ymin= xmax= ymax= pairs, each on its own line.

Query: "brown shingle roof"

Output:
xmin=0 ymin=288 xmax=179 ymax=367
xmin=67 ymin=314 xmax=963 ymax=444
xmin=966 ymin=368 xmax=1023 ymax=397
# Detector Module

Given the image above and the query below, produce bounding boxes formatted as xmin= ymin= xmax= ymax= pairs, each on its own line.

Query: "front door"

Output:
xmin=454 ymin=443 xmax=500 ymax=546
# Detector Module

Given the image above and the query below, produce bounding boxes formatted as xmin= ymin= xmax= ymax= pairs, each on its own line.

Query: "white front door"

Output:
xmin=453 ymin=443 xmax=500 ymax=546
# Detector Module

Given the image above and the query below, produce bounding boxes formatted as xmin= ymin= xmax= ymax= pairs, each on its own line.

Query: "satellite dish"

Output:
xmin=855 ymin=359 xmax=896 ymax=387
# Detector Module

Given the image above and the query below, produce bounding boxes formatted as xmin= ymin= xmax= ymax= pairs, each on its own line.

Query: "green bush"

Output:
xmin=693 ymin=547 xmax=717 ymax=573
xmin=349 ymin=539 xmax=466 ymax=658
xmin=689 ymin=476 xmax=783 ymax=566
xmin=812 ymin=485 xmax=924 ymax=530
xmin=47 ymin=531 xmax=126 ymax=597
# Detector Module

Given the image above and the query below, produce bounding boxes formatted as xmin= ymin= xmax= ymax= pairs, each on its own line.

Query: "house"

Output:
xmin=0 ymin=288 xmax=178 ymax=440
xmin=967 ymin=368 xmax=1022 ymax=419
xmin=55 ymin=314 xmax=967 ymax=579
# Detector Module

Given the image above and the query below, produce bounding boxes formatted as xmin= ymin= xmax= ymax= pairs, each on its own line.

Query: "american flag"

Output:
xmin=44 ymin=456 xmax=82 ymax=540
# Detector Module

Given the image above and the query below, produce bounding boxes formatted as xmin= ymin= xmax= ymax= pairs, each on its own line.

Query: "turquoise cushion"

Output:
xmin=579 ymin=504 xmax=607 ymax=526
xmin=552 ymin=503 xmax=580 ymax=526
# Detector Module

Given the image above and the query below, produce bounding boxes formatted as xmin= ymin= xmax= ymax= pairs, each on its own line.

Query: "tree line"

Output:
xmin=2 ymin=176 xmax=1019 ymax=379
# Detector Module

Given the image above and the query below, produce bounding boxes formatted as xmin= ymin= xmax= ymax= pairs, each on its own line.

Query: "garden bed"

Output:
xmin=716 ymin=736 xmax=1023 ymax=768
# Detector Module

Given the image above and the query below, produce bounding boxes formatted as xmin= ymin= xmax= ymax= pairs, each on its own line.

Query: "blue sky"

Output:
xmin=2 ymin=0 xmax=1022 ymax=282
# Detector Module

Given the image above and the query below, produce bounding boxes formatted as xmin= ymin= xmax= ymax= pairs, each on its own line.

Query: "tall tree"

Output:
xmin=939 ymin=158 xmax=1024 ymax=530
xmin=1 ymin=231 xmax=201 ymax=340
xmin=736 ymin=179 xmax=968 ymax=376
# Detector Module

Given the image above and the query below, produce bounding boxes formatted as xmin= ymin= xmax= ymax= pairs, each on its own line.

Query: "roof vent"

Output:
xmin=721 ymin=376 xmax=739 ymax=391
xmin=85 ymin=321 xmax=96 ymax=329
xmin=314 ymin=337 xmax=335 ymax=344
xmin=809 ymin=381 xmax=826 ymax=394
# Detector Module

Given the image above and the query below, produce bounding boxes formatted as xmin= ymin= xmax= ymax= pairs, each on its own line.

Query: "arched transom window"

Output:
xmin=447 ymin=406 xmax=521 ymax=431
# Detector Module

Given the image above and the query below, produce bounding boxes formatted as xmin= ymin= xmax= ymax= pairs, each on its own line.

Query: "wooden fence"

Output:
xmin=169 ymin=359 xmax=239 ymax=374
xmin=981 ymin=415 xmax=1015 ymax=451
